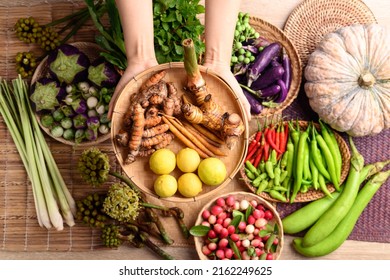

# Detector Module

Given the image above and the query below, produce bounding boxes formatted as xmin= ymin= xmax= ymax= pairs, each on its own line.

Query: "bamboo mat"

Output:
xmin=0 ymin=1 xmax=389 ymax=253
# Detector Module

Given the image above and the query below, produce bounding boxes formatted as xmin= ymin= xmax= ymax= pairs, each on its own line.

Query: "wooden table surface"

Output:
xmin=1 ymin=0 xmax=389 ymax=260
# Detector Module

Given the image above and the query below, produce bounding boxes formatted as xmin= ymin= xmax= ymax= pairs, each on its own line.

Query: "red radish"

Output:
xmin=218 ymin=238 xmax=228 ymax=248
xmin=230 ymin=233 xmax=240 ymax=242
xmin=219 ymin=228 xmax=229 ymax=238
xmin=253 ymin=209 xmax=265 ymax=219
xmin=255 ymin=218 xmax=268 ymax=228
xmin=208 ymin=215 xmax=216 ymax=224
xmin=216 ymin=218 xmax=224 ymax=225
xmin=217 ymin=212 xmax=227 ymax=220
xmin=201 ymin=221 xmax=210 ymax=227
xmin=266 ymin=253 xmax=273 ymax=260
xmin=208 ymin=242 xmax=217 ymax=251
xmin=245 ymin=224 xmax=255 ymax=234
xmin=216 ymin=249 xmax=225 ymax=259
xmin=223 ymin=218 xmax=232 ymax=228
xmin=211 ymin=205 xmax=223 ymax=216
xmin=202 ymin=245 xmax=211 ymax=255
xmin=207 ymin=229 xmax=217 ymax=239
xmin=213 ymin=223 xmax=223 ymax=234
xmin=238 ymin=221 xmax=247 ymax=232
xmin=224 ymin=248 xmax=233 ymax=259
xmin=227 ymin=225 xmax=235 ymax=235
xmin=247 ymin=215 xmax=256 ymax=225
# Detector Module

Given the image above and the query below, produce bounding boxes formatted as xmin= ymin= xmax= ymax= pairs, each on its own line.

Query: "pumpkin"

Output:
xmin=304 ymin=23 xmax=390 ymax=137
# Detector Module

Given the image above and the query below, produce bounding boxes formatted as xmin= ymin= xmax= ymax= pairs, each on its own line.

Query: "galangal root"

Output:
xmin=182 ymin=38 xmax=245 ymax=149
xmin=115 ymin=70 xmax=180 ymax=164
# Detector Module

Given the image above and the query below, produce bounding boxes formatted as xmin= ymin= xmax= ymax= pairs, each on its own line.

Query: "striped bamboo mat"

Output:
xmin=0 ymin=1 xmax=389 ymax=253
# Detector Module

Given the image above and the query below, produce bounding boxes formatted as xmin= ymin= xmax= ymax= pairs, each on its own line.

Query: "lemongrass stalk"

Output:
xmin=22 ymin=77 xmax=77 ymax=224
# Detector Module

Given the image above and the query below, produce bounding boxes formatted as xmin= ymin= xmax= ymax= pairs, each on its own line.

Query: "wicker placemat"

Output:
xmin=283 ymin=0 xmax=378 ymax=67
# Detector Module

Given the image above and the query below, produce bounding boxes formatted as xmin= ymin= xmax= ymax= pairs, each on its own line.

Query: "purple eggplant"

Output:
xmin=251 ymin=65 xmax=285 ymax=91
xmin=242 ymin=88 xmax=263 ymax=115
xmin=252 ymin=36 xmax=271 ymax=49
xmin=85 ymin=128 xmax=98 ymax=141
xmin=247 ymin=42 xmax=281 ymax=86
xmin=241 ymin=83 xmax=281 ymax=99
xmin=281 ymin=48 xmax=292 ymax=92
xmin=87 ymin=57 xmax=121 ymax=88
xmin=71 ymin=99 xmax=87 ymax=114
xmin=274 ymin=79 xmax=288 ymax=103
xmin=48 ymin=44 xmax=90 ymax=84
xmin=30 ymin=77 xmax=66 ymax=111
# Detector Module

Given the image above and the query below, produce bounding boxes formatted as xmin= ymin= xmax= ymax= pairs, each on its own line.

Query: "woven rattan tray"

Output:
xmin=240 ymin=121 xmax=351 ymax=203
xmin=283 ymin=0 xmax=377 ymax=67
xmin=249 ymin=17 xmax=301 ymax=118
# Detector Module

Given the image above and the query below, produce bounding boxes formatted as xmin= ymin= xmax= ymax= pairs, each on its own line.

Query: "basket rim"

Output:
xmin=239 ymin=120 xmax=351 ymax=203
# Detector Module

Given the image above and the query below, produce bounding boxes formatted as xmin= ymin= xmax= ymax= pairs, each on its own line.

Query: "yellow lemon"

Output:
xmin=197 ymin=157 xmax=227 ymax=186
xmin=177 ymin=173 xmax=203 ymax=198
xmin=149 ymin=148 xmax=176 ymax=175
xmin=176 ymin=147 xmax=201 ymax=173
xmin=153 ymin=174 xmax=178 ymax=198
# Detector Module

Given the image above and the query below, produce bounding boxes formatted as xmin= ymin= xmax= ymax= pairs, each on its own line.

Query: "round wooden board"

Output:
xmin=30 ymin=42 xmax=111 ymax=146
xmin=249 ymin=16 xmax=302 ymax=118
xmin=110 ymin=62 xmax=249 ymax=203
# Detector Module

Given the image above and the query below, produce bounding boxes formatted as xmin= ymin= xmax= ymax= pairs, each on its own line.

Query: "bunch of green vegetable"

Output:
xmin=282 ymin=137 xmax=390 ymax=257
xmin=76 ymin=147 xmax=190 ymax=259
xmin=0 ymin=75 xmax=76 ymax=230
xmin=30 ymin=44 xmax=120 ymax=143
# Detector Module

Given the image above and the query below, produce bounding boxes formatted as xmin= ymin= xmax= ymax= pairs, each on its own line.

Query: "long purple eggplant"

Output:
xmin=274 ymin=79 xmax=288 ymax=103
xmin=247 ymin=42 xmax=281 ymax=87
xmin=240 ymin=83 xmax=281 ymax=99
xmin=242 ymin=87 xmax=263 ymax=115
xmin=251 ymin=65 xmax=285 ymax=91
xmin=281 ymin=48 xmax=292 ymax=92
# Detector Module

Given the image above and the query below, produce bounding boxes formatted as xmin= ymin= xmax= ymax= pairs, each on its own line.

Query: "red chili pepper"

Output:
xmin=245 ymin=142 xmax=260 ymax=161
xmin=266 ymin=127 xmax=282 ymax=154
xmin=263 ymin=141 xmax=270 ymax=162
xmin=247 ymin=139 xmax=257 ymax=154
xmin=253 ymin=146 xmax=264 ymax=168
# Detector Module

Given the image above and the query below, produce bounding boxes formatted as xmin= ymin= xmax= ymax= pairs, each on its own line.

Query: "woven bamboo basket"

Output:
xmin=30 ymin=42 xmax=112 ymax=147
xmin=194 ymin=191 xmax=284 ymax=260
xmin=283 ymin=0 xmax=377 ymax=68
xmin=110 ymin=62 xmax=250 ymax=203
xmin=240 ymin=121 xmax=351 ymax=203
xmin=248 ymin=16 xmax=302 ymax=119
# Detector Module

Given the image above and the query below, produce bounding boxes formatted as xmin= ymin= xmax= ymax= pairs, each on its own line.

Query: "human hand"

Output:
xmin=203 ymin=61 xmax=252 ymax=121
xmin=108 ymin=58 xmax=158 ymax=119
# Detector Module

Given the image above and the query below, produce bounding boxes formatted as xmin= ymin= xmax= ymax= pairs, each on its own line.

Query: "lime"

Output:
xmin=176 ymin=147 xmax=201 ymax=173
xmin=153 ymin=174 xmax=178 ymax=198
xmin=177 ymin=173 xmax=203 ymax=198
xmin=197 ymin=157 xmax=227 ymax=186
xmin=149 ymin=148 xmax=176 ymax=175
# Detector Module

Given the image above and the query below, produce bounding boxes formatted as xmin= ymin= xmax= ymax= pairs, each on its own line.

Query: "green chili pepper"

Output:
xmin=274 ymin=163 xmax=281 ymax=186
xmin=265 ymin=160 xmax=275 ymax=179
xmin=316 ymin=133 xmax=339 ymax=191
xmin=279 ymin=170 xmax=288 ymax=184
xmin=280 ymin=150 xmax=289 ymax=170
xmin=258 ymin=160 xmax=266 ymax=173
xmin=318 ymin=173 xmax=333 ymax=198
xmin=309 ymin=157 xmax=319 ymax=190
xmin=319 ymin=119 xmax=342 ymax=183
xmin=303 ymin=140 xmax=311 ymax=180
xmin=269 ymin=190 xmax=287 ymax=202
xmin=257 ymin=179 xmax=269 ymax=194
xmin=282 ymin=137 xmax=294 ymax=190
xmin=310 ymin=126 xmax=331 ymax=181
xmin=291 ymin=125 xmax=310 ymax=203
xmin=270 ymin=149 xmax=278 ymax=166
xmin=252 ymin=173 xmax=268 ymax=187
xmin=245 ymin=168 xmax=256 ymax=180
xmin=245 ymin=160 xmax=259 ymax=177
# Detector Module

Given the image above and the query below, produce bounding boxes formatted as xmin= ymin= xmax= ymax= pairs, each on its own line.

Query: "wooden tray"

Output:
xmin=110 ymin=62 xmax=250 ymax=203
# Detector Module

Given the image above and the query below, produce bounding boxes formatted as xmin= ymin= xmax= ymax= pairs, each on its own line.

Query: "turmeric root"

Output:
xmin=144 ymin=115 xmax=162 ymax=128
xmin=141 ymin=132 xmax=171 ymax=149
xmin=125 ymin=103 xmax=145 ymax=164
xmin=154 ymin=132 xmax=174 ymax=149
xmin=138 ymin=147 xmax=156 ymax=157
xmin=142 ymin=123 xmax=170 ymax=138
xmin=166 ymin=82 xmax=182 ymax=115
xmin=140 ymin=70 xmax=167 ymax=92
